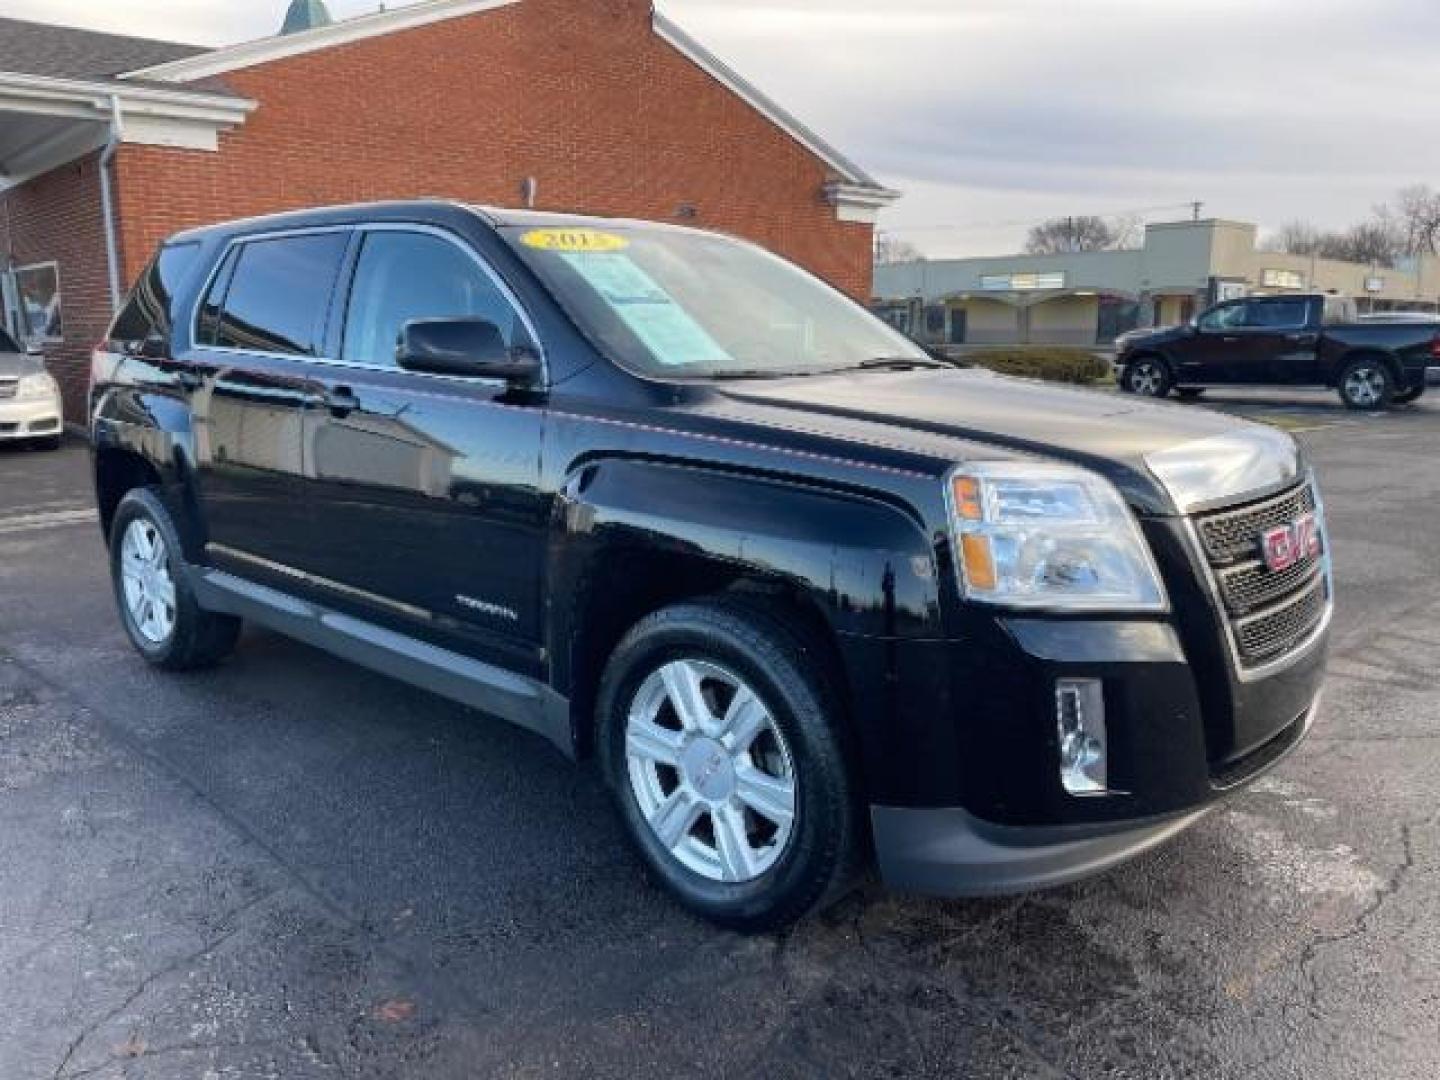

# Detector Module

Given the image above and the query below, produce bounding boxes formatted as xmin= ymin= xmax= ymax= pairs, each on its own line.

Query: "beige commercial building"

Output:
xmin=874 ymin=218 xmax=1440 ymax=348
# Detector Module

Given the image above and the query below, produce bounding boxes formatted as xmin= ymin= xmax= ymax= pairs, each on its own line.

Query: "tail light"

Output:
xmin=1430 ymin=333 xmax=1440 ymax=361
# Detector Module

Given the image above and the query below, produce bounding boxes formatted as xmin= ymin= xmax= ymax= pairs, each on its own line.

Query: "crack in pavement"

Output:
xmin=51 ymin=889 xmax=278 ymax=1080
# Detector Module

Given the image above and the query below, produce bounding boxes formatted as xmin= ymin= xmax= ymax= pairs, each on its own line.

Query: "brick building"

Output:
xmin=0 ymin=0 xmax=897 ymax=419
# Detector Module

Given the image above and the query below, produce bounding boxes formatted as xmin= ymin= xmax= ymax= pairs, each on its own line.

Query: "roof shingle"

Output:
xmin=0 ymin=15 xmax=208 ymax=82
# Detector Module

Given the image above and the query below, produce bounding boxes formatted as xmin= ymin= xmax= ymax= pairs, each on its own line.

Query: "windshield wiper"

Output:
xmin=705 ymin=368 xmax=827 ymax=380
xmin=856 ymin=356 xmax=953 ymax=370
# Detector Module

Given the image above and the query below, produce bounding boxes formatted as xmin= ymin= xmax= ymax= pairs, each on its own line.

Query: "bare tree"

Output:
xmin=1109 ymin=213 xmax=1146 ymax=251
xmin=1388 ymin=185 xmax=1440 ymax=256
xmin=1024 ymin=216 xmax=1117 ymax=254
xmin=874 ymin=232 xmax=925 ymax=266
xmin=1263 ymin=220 xmax=1326 ymax=256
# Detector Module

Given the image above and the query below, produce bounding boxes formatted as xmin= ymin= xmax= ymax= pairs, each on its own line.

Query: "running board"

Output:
xmin=192 ymin=569 xmax=573 ymax=757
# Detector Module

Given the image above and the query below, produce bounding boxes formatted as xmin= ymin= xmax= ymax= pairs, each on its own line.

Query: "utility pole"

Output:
xmin=1190 ymin=201 xmax=1204 ymax=222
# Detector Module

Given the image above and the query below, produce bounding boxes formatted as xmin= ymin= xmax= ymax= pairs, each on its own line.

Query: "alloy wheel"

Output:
xmin=625 ymin=659 xmax=797 ymax=884
xmin=1343 ymin=367 xmax=1386 ymax=408
xmin=1129 ymin=362 xmax=1164 ymax=395
xmin=120 ymin=518 xmax=177 ymax=645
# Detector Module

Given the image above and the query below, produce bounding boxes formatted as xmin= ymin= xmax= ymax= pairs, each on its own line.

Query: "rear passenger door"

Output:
xmin=294 ymin=226 xmax=549 ymax=677
xmin=189 ymin=230 xmax=350 ymax=579
xmin=1240 ymin=296 xmax=1319 ymax=383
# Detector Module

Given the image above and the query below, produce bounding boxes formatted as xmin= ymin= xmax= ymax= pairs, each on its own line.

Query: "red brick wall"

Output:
xmin=114 ymin=0 xmax=874 ymax=295
xmin=0 ymin=152 xmax=115 ymax=419
xmin=6 ymin=0 xmax=877 ymax=420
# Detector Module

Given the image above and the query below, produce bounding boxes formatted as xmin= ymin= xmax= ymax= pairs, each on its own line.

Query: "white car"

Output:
xmin=0 ymin=327 xmax=64 ymax=450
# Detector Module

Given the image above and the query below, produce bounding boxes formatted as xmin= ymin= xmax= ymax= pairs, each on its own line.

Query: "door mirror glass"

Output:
xmin=398 ymin=318 xmax=540 ymax=383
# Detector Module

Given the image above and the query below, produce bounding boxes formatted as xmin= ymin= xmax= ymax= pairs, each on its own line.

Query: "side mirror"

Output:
xmin=397 ymin=318 xmax=540 ymax=384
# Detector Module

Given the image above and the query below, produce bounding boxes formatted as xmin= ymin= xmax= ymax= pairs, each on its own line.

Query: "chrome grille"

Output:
xmin=1196 ymin=484 xmax=1317 ymax=565
xmin=1234 ymin=574 xmax=1328 ymax=663
xmin=1191 ymin=481 xmax=1329 ymax=669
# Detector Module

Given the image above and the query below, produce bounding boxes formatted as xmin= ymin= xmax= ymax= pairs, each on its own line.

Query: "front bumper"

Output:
xmin=0 ymin=394 xmax=63 ymax=440
xmin=873 ymin=697 xmax=1317 ymax=897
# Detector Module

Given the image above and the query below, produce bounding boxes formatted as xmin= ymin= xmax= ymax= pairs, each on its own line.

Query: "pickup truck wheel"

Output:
xmin=1337 ymin=359 xmax=1393 ymax=410
xmin=1122 ymin=358 xmax=1171 ymax=397
xmin=1392 ymin=384 xmax=1425 ymax=405
xmin=109 ymin=489 xmax=241 ymax=671
xmin=598 ymin=600 xmax=858 ymax=931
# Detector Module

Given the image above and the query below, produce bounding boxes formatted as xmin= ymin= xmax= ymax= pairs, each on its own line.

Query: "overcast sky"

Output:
xmin=5 ymin=0 xmax=1439 ymax=255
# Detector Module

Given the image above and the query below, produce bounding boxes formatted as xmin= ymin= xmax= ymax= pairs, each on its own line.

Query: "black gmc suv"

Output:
xmin=1116 ymin=292 xmax=1439 ymax=409
xmin=91 ymin=202 xmax=1331 ymax=929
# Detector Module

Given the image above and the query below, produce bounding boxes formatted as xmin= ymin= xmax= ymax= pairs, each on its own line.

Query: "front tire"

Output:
xmin=597 ymin=599 xmax=859 ymax=931
xmin=1121 ymin=356 xmax=1172 ymax=398
xmin=1337 ymin=358 xmax=1393 ymax=410
xmin=110 ymin=488 xmax=241 ymax=670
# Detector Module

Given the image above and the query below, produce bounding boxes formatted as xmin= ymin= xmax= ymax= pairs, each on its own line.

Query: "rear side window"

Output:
xmin=1244 ymin=298 xmax=1310 ymax=329
xmin=340 ymin=231 xmax=525 ymax=367
xmin=109 ymin=242 xmax=201 ymax=352
xmin=204 ymin=233 xmax=348 ymax=356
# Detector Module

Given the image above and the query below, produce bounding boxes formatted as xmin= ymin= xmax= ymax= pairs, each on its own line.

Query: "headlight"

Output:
xmin=946 ymin=462 xmax=1168 ymax=611
xmin=17 ymin=373 xmax=59 ymax=401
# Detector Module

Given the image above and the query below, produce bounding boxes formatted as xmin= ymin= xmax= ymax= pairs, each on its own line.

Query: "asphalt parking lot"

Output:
xmin=2 ymin=390 xmax=1437 ymax=1080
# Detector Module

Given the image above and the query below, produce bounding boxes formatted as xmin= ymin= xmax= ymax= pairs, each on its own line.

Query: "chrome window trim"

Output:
xmin=187 ymin=224 xmax=355 ymax=358
xmin=1180 ymin=472 xmax=1334 ymax=683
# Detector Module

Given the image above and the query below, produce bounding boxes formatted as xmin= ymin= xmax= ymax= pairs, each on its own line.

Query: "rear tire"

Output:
xmin=1392 ymin=384 xmax=1425 ymax=405
xmin=1121 ymin=356 xmax=1172 ymax=398
xmin=1337 ymin=358 xmax=1394 ymax=410
xmin=110 ymin=488 xmax=241 ymax=670
xmin=597 ymin=598 xmax=860 ymax=931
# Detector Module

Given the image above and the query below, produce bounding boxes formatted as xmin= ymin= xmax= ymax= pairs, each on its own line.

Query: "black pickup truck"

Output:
xmin=1116 ymin=292 xmax=1439 ymax=409
xmin=91 ymin=202 xmax=1331 ymax=929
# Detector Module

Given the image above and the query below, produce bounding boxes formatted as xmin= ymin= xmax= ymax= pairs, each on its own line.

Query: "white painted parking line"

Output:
xmin=0 ymin=508 xmax=97 ymax=536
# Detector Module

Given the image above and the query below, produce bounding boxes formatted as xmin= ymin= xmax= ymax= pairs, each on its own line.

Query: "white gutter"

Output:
xmin=98 ymin=94 xmax=123 ymax=313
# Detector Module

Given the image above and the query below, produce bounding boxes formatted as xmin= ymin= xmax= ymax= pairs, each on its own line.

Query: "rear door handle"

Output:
xmin=324 ymin=385 xmax=360 ymax=418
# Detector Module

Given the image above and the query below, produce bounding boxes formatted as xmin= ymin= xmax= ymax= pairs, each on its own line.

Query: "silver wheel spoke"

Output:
xmin=712 ymin=803 xmax=757 ymax=882
xmin=626 ymin=717 xmax=685 ymax=766
xmin=718 ymin=686 xmax=767 ymax=752
xmin=735 ymin=766 xmax=795 ymax=829
xmin=660 ymin=661 xmax=713 ymax=734
xmin=648 ymin=788 xmax=701 ymax=849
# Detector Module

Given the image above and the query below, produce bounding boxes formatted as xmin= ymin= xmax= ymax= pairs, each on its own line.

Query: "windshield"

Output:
xmin=500 ymin=222 xmax=930 ymax=378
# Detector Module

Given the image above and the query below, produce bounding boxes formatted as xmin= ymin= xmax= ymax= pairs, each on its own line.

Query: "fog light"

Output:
xmin=1056 ymin=678 xmax=1108 ymax=795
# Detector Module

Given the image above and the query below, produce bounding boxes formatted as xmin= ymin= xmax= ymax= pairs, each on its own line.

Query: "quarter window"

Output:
xmin=110 ymin=242 xmax=202 ymax=351
xmin=341 ymin=231 xmax=524 ymax=367
xmin=209 ymin=233 xmax=348 ymax=356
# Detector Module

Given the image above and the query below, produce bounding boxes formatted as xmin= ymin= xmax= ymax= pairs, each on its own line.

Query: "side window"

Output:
xmin=1198 ymin=302 xmax=1246 ymax=331
xmin=110 ymin=242 xmax=202 ymax=352
xmin=212 ymin=233 xmax=348 ymax=356
xmin=1244 ymin=298 xmax=1309 ymax=329
xmin=341 ymin=231 xmax=524 ymax=367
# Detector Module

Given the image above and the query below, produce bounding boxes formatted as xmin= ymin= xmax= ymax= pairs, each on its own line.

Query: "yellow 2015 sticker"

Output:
xmin=520 ymin=228 xmax=629 ymax=253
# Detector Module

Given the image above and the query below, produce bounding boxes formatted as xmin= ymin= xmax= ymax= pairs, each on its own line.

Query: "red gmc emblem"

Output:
xmin=1260 ymin=512 xmax=1321 ymax=572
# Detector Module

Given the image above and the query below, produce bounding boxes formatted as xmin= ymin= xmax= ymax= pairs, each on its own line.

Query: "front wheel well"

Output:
xmin=566 ymin=557 xmax=850 ymax=766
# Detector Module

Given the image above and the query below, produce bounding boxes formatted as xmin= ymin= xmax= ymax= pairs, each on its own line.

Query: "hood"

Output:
xmin=714 ymin=367 xmax=1300 ymax=516
xmin=0 ymin=350 xmax=46 ymax=379
xmin=1119 ymin=324 xmax=1187 ymax=350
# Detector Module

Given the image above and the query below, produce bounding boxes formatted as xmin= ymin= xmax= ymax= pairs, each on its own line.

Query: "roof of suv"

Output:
xmin=165 ymin=200 xmax=722 ymax=246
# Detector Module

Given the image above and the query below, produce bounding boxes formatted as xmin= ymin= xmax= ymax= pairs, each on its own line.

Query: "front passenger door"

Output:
xmin=296 ymin=227 xmax=549 ymax=677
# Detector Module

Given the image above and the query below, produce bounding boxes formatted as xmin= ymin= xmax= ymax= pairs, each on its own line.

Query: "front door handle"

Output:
xmin=1286 ymin=333 xmax=1319 ymax=346
xmin=324 ymin=385 xmax=360 ymax=418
